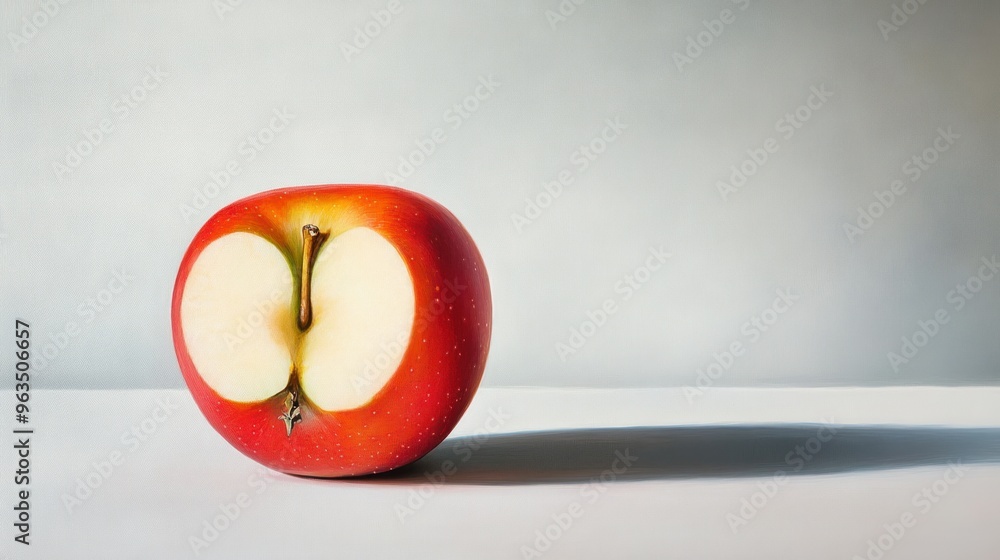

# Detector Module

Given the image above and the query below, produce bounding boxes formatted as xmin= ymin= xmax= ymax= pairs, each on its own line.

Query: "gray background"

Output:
xmin=1 ymin=0 xmax=997 ymax=389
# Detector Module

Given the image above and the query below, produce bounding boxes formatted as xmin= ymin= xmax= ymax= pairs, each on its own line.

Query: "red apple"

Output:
xmin=171 ymin=185 xmax=491 ymax=477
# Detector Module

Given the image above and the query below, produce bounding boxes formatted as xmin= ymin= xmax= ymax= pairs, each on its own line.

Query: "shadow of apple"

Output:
xmin=336 ymin=424 xmax=1000 ymax=485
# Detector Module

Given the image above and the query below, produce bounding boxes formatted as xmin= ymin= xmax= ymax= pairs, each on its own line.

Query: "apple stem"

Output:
xmin=297 ymin=224 xmax=325 ymax=331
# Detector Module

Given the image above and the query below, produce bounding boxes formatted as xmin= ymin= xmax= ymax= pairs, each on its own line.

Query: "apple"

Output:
xmin=171 ymin=185 xmax=491 ymax=477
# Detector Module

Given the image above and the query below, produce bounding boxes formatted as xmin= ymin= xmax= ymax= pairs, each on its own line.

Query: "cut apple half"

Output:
xmin=180 ymin=226 xmax=415 ymax=417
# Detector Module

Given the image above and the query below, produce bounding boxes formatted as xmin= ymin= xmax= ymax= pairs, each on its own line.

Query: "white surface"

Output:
xmin=2 ymin=387 xmax=999 ymax=559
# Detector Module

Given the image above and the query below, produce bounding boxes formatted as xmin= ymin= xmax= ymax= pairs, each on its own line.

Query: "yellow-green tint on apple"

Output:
xmin=180 ymin=227 xmax=415 ymax=411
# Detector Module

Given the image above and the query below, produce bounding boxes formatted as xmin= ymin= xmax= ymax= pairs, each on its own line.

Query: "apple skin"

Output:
xmin=171 ymin=185 xmax=491 ymax=477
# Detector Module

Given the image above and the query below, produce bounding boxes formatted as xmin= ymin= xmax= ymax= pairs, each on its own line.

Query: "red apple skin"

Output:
xmin=171 ymin=185 xmax=492 ymax=477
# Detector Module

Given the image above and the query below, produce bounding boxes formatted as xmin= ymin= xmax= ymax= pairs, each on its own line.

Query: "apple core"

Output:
xmin=180 ymin=224 xmax=416 ymax=428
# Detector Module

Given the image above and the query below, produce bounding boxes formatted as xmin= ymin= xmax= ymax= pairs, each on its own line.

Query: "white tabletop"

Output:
xmin=3 ymin=387 xmax=999 ymax=559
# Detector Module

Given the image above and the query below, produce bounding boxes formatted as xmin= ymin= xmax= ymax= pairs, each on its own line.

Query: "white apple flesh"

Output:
xmin=180 ymin=227 xmax=416 ymax=411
